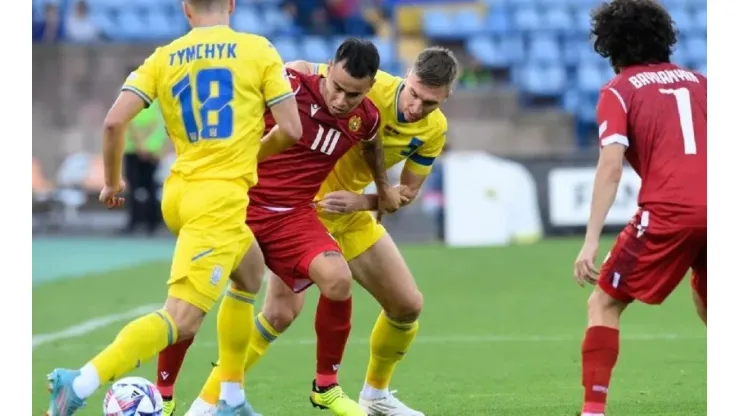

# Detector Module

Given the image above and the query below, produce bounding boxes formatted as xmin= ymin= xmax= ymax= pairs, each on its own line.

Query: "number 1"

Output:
xmin=659 ymin=88 xmax=696 ymax=154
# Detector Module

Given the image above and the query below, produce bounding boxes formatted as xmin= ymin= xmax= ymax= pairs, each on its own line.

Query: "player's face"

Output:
xmin=400 ymin=71 xmax=450 ymax=122
xmin=324 ymin=61 xmax=375 ymax=117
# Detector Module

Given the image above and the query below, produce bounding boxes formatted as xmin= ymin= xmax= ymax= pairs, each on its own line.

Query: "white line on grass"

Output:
xmin=32 ymin=304 xmax=160 ymax=349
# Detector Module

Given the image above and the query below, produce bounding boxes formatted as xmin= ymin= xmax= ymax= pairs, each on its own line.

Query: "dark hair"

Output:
xmin=412 ymin=46 xmax=459 ymax=88
xmin=334 ymin=38 xmax=380 ymax=79
xmin=591 ymin=0 xmax=678 ymax=71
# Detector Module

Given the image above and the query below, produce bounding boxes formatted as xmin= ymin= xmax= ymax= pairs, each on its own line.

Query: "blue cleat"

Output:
xmin=46 ymin=369 xmax=86 ymax=416
xmin=215 ymin=399 xmax=262 ymax=416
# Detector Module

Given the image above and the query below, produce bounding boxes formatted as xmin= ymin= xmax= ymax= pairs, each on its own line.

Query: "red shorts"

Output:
xmin=598 ymin=209 xmax=707 ymax=305
xmin=247 ymin=205 xmax=341 ymax=293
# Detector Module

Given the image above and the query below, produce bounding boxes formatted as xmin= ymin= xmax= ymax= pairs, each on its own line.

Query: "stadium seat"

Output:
xmin=671 ymin=42 xmax=690 ymax=68
xmin=512 ymin=6 xmax=541 ymax=33
xmin=466 ymin=36 xmax=509 ymax=68
xmin=301 ymin=36 xmax=332 ymax=63
xmin=685 ymin=36 xmax=707 ymax=66
xmin=502 ymin=35 xmax=526 ymax=65
xmin=88 ymin=12 xmax=116 ymax=36
xmin=519 ymin=63 xmax=567 ymax=97
xmin=232 ymin=8 xmax=269 ymax=36
xmin=696 ymin=62 xmax=707 ymax=76
xmin=576 ymin=63 xmax=606 ymax=94
xmin=370 ymin=37 xmax=396 ymax=65
xmin=144 ymin=11 xmax=178 ymax=40
xmin=693 ymin=7 xmax=707 ymax=33
xmin=572 ymin=9 xmax=592 ymax=35
xmin=422 ymin=10 xmax=455 ymax=39
xmin=263 ymin=7 xmax=294 ymax=35
xmin=528 ymin=35 xmax=561 ymax=64
xmin=272 ymin=37 xmax=300 ymax=62
xmin=485 ymin=8 xmax=511 ymax=36
xmin=541 ymin=6 xmax=573 ymax=33
xmin=114 ymin=11 xmax=148 ymax=41
xmin=668 ymin=7 xmax=693 ymax=32
xmin=452 ymin=9 xmax=485 ymax=37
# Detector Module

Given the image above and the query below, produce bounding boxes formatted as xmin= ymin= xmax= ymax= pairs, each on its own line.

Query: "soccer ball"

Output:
xmin=103 ymin=376 xmax=164 ymax=416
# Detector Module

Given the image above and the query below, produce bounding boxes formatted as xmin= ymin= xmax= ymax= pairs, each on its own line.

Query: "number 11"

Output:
xmin=659 ymin=87 xmax=697 ymax=155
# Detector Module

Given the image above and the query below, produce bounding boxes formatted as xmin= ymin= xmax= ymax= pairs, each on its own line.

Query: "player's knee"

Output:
xmin=586 ymin=288 xmax=626 ymax=325
xmin=230 ymin=243 xmax=265 ymax=293
xmin=262 ymin=305 xmax=300 ymax=332
xmin=164 ymin=297 xmax=206 ymax=341
xmin=386 ymin=289 xmax=424 ymax=323
xmin=311 ymin=252 xmax=353 ymax=301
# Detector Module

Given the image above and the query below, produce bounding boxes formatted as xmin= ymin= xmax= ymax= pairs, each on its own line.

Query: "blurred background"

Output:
xmin=31 ymin=3 xmax=708 ymax=413
xmin=31 ymin=0 xmax=707 ymax=244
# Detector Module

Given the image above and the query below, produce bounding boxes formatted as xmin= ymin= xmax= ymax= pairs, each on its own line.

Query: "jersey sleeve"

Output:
xmin=260 ymin=41 xmax=294 ymax=107
xmin=404 ymin=121 xmax=447 ymax=175
xmin=596 ymin=87 xmax=629 ymax=148
xmin=122 ymin=48 xmax=161 ymax=107
xmin=363 ymin=103 xmax=381 ymax=142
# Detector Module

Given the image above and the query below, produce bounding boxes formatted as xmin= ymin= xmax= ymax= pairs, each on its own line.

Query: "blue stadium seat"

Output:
xmin=453 ymin=10 xmax=484 ymax=37
xmin=696 ymin=62 xmax=707 ymax=76
xmin=512 ymin=6 xmax=541 ymax=33
xmin=301 ymin=36 xmax=332 ymax=63
xmin=572 ymin=9 xmax=592 ymax=35
xmin=232 ymin=9 xmax=269 ymax=36
xmin=272 ymin=37 xmax=300 ymax=63
xmin=671 ymin=42 xmax=690 ymax=68
xmin=88 ymin=12 xmax=116 ymax=36
xmin=502 ymin=35 xmax=526 ymax=65
xmin=685 ymin=36 xmax=707 ymax=66
xmin=669 ymin=7 xmax=693 ymax=32
xmin=519 ymin=63 xmax=567 ymax=97
xmin=528 ymin=35 xmax=561 ymax=63
xmin=144 ymin=11 xmax=178 ymax=40
xmin=370 ymin=37 xmax=396 ymax=65
xmin=263 ymin=7 xmax=294 ymax=36
xmin=499 ymin=0 xmax=537 ymax=6
xmin=694 ymin=7 xmax=707 ymax=33
xmin=422 ymin=10 xmax=455 ymax=39
xmin=576 ymin=62 xmax=607 ymax=94
xmin=466 ymin=36 xmax=509 ymax=68
xmin=485 ymin=8 xmax=511 ymax=36
xmin=114 ymin=11 xmax=147 ymax=41
xmin=541 ymin=6 xmax=573 ymax=33
xmin=577 ymin=99 xmax=597 ymax=123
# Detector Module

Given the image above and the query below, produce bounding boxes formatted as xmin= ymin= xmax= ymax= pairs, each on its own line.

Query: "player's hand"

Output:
xmin=317 ymin=191 xmax=367 ymax=214
xmin=377 ymin=185 xmax=403 ymax=214
xmin=574 ymin=240 xmax=600 ymax=287
xmin=99 ymin=180 xmax=126 ymax=209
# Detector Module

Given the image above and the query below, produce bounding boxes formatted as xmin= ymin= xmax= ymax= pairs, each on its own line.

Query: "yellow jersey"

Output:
xmin=314 ymin=64 xmax=447 ymax=194
xmin=123 ymin=26 xmax=294 ymax=188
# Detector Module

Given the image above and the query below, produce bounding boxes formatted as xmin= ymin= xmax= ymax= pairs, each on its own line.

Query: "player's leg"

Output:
xmin=690 ymin=243 xmax=707 ymax=325
xmin=580 ymin=213 xmax=698 ymax=416
xmin=192 ymin=273 xmax=306 ymax=413
xmin=332 ymin=212 xmax=423 ymax=415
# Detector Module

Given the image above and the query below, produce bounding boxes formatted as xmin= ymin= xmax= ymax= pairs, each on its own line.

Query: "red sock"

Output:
xmin=315 ymin=295 xmax=352 ymax=388
xmin=156 ymin=338 xmax=194 ymax=397
xmin=581 ymin=326 xmax=619 ymax=414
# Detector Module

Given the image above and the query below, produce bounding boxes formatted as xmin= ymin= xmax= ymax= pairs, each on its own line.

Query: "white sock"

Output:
xmin=361 ymin=383 xmax=389 ymax=400
xmin=72 ymin=363 xmax=100 ymax=399
xmin=219 ymin=382 xmax=245 ymax=407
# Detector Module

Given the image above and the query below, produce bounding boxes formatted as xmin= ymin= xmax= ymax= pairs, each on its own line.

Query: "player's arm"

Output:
xmin=103 ymin=50 xmax=160 ymax=189
xmin=257 ymin=125 xmax=297 ymax=161
xmin=360 ymin=112 xmax=403 ymax=215
xmin=261 ymin=42 xmax=302 ymax=141
xmin=284 ymin=60 xmax=318 ymax=74
xmin=584 ymin=88 xmax=629 ymax=245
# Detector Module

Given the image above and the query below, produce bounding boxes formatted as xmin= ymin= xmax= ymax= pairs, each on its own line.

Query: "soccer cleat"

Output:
xmin=215 ymin=400 xmax=262 ymax=416
xmin=163 ymin=397 xmax=177 ymax=416
xmin=46 ymin=369 xmax=86 ymax=416
xmin=309 ymin=381 xmax=366 ymax=416
xmin=359 ymin=390 xmax=424 ymax=416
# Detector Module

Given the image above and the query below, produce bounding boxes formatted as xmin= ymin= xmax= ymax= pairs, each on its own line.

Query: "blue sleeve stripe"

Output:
xmin=121 ymin=85 xmax=152 ymax=107
xmin=266 ymin=91 xmax=295 ymax=107
xmin=409 ymin=153 xmax=435 ymax=166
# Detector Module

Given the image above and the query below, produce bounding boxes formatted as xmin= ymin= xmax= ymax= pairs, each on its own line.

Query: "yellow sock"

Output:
xmin=216 ymin=286 xmax=256 ymax=382
xmin=200 ymin=312 xmax=281 ymax=405
xmin=365 ymin=312 xmax=419 ymax=389
xmin=91 ymin=310 xmax=177 ymax=383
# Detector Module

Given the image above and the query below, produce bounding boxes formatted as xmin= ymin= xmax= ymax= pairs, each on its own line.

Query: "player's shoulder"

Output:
xmin=367 ymin=70 xmax=403 ymax=110
xmin=425 ymin=109 xmax=448 ymax=138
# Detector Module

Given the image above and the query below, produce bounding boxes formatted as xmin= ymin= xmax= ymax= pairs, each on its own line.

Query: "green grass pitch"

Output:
xmin=32 ymin=238 xmax=706 ymax=415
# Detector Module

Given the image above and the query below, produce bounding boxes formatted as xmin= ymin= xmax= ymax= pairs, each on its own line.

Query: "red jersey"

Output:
xmin=249 ymin=69 xmax=380 ymax=208
xmin=597 ymin=63 xmax=707 ymax=220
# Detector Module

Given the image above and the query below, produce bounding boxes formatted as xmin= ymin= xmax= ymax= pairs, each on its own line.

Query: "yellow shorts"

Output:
xmin=161 ymin=174 xmax=254 ymax=312
xmin=319 ymin=210 xmax=386 ymax=261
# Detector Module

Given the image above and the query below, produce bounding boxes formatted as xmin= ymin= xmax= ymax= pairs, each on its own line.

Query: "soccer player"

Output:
xmin=572 ymin=1 xmax=707 ymax=415
xmin=186 ymin=46 xmax=459 ymax=416
xmin=45 ymin=0 xmax=302 ymax=414
xmin=156 ymin=38 xmax=399 ymax=416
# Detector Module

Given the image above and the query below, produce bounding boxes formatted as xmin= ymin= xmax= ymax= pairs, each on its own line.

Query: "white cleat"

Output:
xmin=359 ymin=390 xmax=425 ymax=416
xmin=184 ymin=397 xmax=217 ymax=416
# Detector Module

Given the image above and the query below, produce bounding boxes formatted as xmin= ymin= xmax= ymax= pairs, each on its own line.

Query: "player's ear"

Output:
xmin=181 ymin=2 xmax=191 ymax=21
xmin=228 ymin=0 xmax=235 ymax=15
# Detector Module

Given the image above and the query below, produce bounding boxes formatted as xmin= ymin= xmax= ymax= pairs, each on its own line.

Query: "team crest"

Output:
xmin=348 ymin=115 xmax=361 ymax=132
